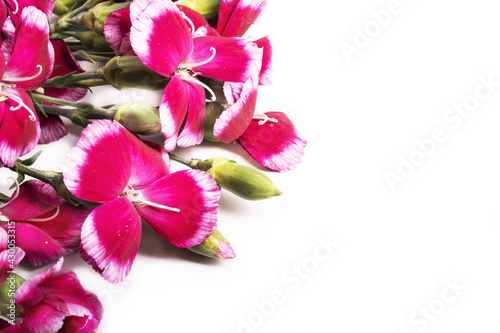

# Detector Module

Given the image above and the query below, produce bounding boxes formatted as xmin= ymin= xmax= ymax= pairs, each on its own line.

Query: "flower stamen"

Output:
xmin=176 ymin=47 xmax=217 ymax=102
xmin=253 ymin=113 xmax=278 ymax=125
xmin=123 ymin=186 xmax=180 ymax=213
xmin=180 ymin=11 xmax=196 ymax=34
xmin=0 ymin=177 xmax=20 ymax=211
xmin=3 ymin=65 xmax=44 ymax=83
xmin=25 ymin=207 xmax=61 ymax=222
xmin=0 ymin=89 xmax=37 ymax=121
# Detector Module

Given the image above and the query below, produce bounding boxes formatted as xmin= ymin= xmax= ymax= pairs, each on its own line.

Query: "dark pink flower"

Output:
xmin=0 ymin=180 xmax=91 ymax=266
xmin=63 ymin=120 xmax=220 ymax=283
xmin=103 ymin=6 xmax=134 ymax=56
xmin=129 ymin=0 xmax=262 ymax=151
xmin=0 ymin=227 xmax=24 ymax=286
xmin=4 ymin=0 xmax=55 ymax=25
xmin=237 ymin=112 xmax=307 ymax=172
xmin=2 ymin=258 xmax=103 ymax=333
xmin=0 ymin=6 xmax=54 ymax=167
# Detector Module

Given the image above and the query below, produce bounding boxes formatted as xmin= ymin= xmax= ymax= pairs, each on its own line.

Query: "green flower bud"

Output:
xmin=53 ymin=0 xmax=86 ymax=16
xmin=114 ymin=103 xmax=161 ymax=135
xmin=181 ymin=0 xmax=221 ymax=21
xmin=99 ymin=56 xmax=170 ymax=90
xmin=203 ymin=101 xmax=224 ymax=142
xmin=196 ymin=158 xmax=282 ymax=200
xmin=188 ymin=228 xmax=235 ymax=259
xmin=80 ymin=1 xmax=131 ymax=34
xmin=70 ymin=30 xmax=113 ymax=52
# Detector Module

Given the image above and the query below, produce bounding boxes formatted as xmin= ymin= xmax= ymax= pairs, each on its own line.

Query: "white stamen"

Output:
xmin=11 ymin=0 xmax=19 ymax=14
xmin=3 ymin=65 xmax=43 ymax=83
xmin=25 ymin=207 xmax=60 ymax=222
xmin=253 ymin=113 xmax=279 ymax=125
xmin=0 ymin=90 xmax=37 ymax=121
xmin=180 ymin=47 xmax=217 ymax=69
xmin=180 ymin=11 xmax=196 ymax=34
xmin=123 ymin=186 xmax=180 ymax=213
xmin=0 ymin=177 xmax=20 ymax=210
xmin=180 ymin=74 xmax=217 ymax=102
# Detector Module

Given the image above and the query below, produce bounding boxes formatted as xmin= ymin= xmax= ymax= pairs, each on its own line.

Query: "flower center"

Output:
xmin=253 ymin=113 xmax=278 ymax=125
xmin=122 ymin=185 xmax=180 ymax=213
xmin=176 ymin=47 xmax=217 ymax=102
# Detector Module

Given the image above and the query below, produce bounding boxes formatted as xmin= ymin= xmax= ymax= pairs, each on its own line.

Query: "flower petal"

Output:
xmin=0 ymin=88 xmax=40 ymax=167
xmin=103 ymin=7 xmax=135 ymax=56
xmin=136 ymin=169 xmax=219 ymax=248
xmin=188 ymin=36 xmax=262 ymax=83
xmin=159 ymin=75 xmax=189 ymax=151
xmin=177 ymin=78 xmax=206 ymax=147
xmin=178 ymin=5 xmax=210 ymax=33
xmin=116 ymin=124 xmax=170 ymax=187
xmin=38 ymin=114 xmax=68 ymax=144
xmin=130 ymin=0 xmax=192 ymax=77
xmin=214 ymin=74 xmax=258 ymax=143
xmin=80 ymin=197 xmax=142 ymax=283
xmin=254 ymin=35 xmax=274 ymax=85
xmin=217 ymin=0 xmax=266 ymax=37
xmin=237 ymin=112 xmax=307 ymax=172
xmin=0 ymin=247 xmax=25 ymax=286
xmin=63 ymin=120 xmax=131 ymax=203
xmin=3 ymin=6 xmax=54 ymax=90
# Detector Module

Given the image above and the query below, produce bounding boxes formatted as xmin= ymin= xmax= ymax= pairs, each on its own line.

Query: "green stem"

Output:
xmin=43 ymin=70 xmax=107 ymax=88
xmin=33 ymin=94 xmax=114 ymax=117
xmin=72 ymin=50 xmax=115 ymax=63
xmin=168 ymin=152 xmax=199 ymax=169
xmin=55 ymin=0 xmax=103 ymax=31
xmin=10 ymin=162 xmax=56 ymax=184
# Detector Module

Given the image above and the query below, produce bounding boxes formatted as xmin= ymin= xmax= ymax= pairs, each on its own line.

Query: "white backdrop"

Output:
xmin=2 ymin=0 xmax=500 ymax=332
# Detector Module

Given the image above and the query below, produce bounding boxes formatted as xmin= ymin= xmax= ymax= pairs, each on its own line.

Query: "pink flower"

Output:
xmin=0 ymin=180 xmax=91 ymax=266
xmin=0 ymin=227 xmax=24 ymax=286
xmin=63 ymin=120 xmax=220 ymax=283
xmin=0 ymin=5 xmax=54 ymax=167
xmin=2 ymin=258 xmax=103 ymax=333
xmin=237 ymin=112 xmax=307 ymax=172
xmin=129 ymin=0 xmax=263 ymax=151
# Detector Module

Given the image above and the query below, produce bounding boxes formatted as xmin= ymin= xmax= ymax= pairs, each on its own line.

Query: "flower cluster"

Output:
xmin=0 ymin=0 xmax=306 ymax=331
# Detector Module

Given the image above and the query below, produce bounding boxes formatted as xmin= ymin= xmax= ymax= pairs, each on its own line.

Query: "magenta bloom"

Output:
xmin=0 ymin=5 xmax=54 ymax=167
xmin=2 ymin=258 xmax=103 ymax=333
xmin=237 ymin=112 xmax=307 ymax=172
xmin=129 ymin=0 xmax=263 ymax=151
xmin=0 ymin=227 xmax=24 ymax=286
xmin=63 ymin=120 xmax=220 ymax=283
xmin=0 ymin=180 xmax=91 ymax=266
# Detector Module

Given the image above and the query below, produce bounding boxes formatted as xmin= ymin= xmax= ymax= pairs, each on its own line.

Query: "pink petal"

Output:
xmin=0 ymin=88 xmax=40 ymax=167
xmin=6 ymin=0 xmax=55 ymax=23
xmin=237 ymin=112 xmax=307 ymax=172
xmin=159 ymin=75 xmax=189 ymax=151
xmin=188 ymin=36 xmax=263 ymax=83
xmin=214 ymin=239 xmax=236 ymax=259
xmin=3 ymin=6 xmax=54 ymax=90
xmin=0 ymin=228 xmax=6 ymax=250
xmin=38 ymin=114 xmax=68 ymax=144
xmin=177 ymin=78 xmax=206 ymax=147
xmin=5 ymin=303 xmax=67 ymax=333
xmin=214 ymin=74 xmax=258 ymax=143
xmin=103 ymin=7 xmax=135 ymax=56
xmin=254 ymin=35 xmax=274 ymax=85
xmin=120 ymin=124 xmax=170 ymax=187
xmin=0 ymin=248 xmax=25 ymax=286
xmin=0 ymin=2 xmax=7 ymax=32
xmin=63 ymin=120 xmax=132 ymax=203
xmin=8 ymin=203 xmax=90 ymax=266
xmin=136 ymin=169 xmax=219 ymax=248
xmin=217 ymin=0 xmax=266 ymax=37
xmin=178 ymin=5 xmax=210 ymax=33
xmin=80 ymin=197 xmax=142 ymax=283
xmin=130 ymin=0 xmax=192 ymax=77
xmin=0 ymin=180 xmax=64 ymax=221
xmin=16 ymin=257 xmax=64 ymax=308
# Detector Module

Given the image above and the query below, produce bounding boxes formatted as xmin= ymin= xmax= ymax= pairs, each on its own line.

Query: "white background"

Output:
xmin=2 ymin=0 xmax=500 ymax=332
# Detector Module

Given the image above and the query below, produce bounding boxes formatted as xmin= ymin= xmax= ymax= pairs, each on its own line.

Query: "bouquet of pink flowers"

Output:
xmin=0 ymin=0 xmax=306 ymax=331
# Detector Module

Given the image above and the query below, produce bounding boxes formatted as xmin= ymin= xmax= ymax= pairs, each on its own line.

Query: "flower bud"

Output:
xmin=53 ymin=0 xmax=85 ymax=16
xmin=203 ymin=101 xmax=224 ymax=142
xmin=99 ymin=56 xmax=170 ymax=90
xmin=196 ymin=158 xmax=282 ymax=200
xmin=188 ymin=228 xmax=235 ymax=259
xmin=114 ymin=103 xmax=161 ymax=135
xmin=80 ymin=0 xmax=131 ymax=34
xmin=72 ymin=30 xmax=113 ymax=52
xmin=181 ymin=0 xmax=221 ymax=21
